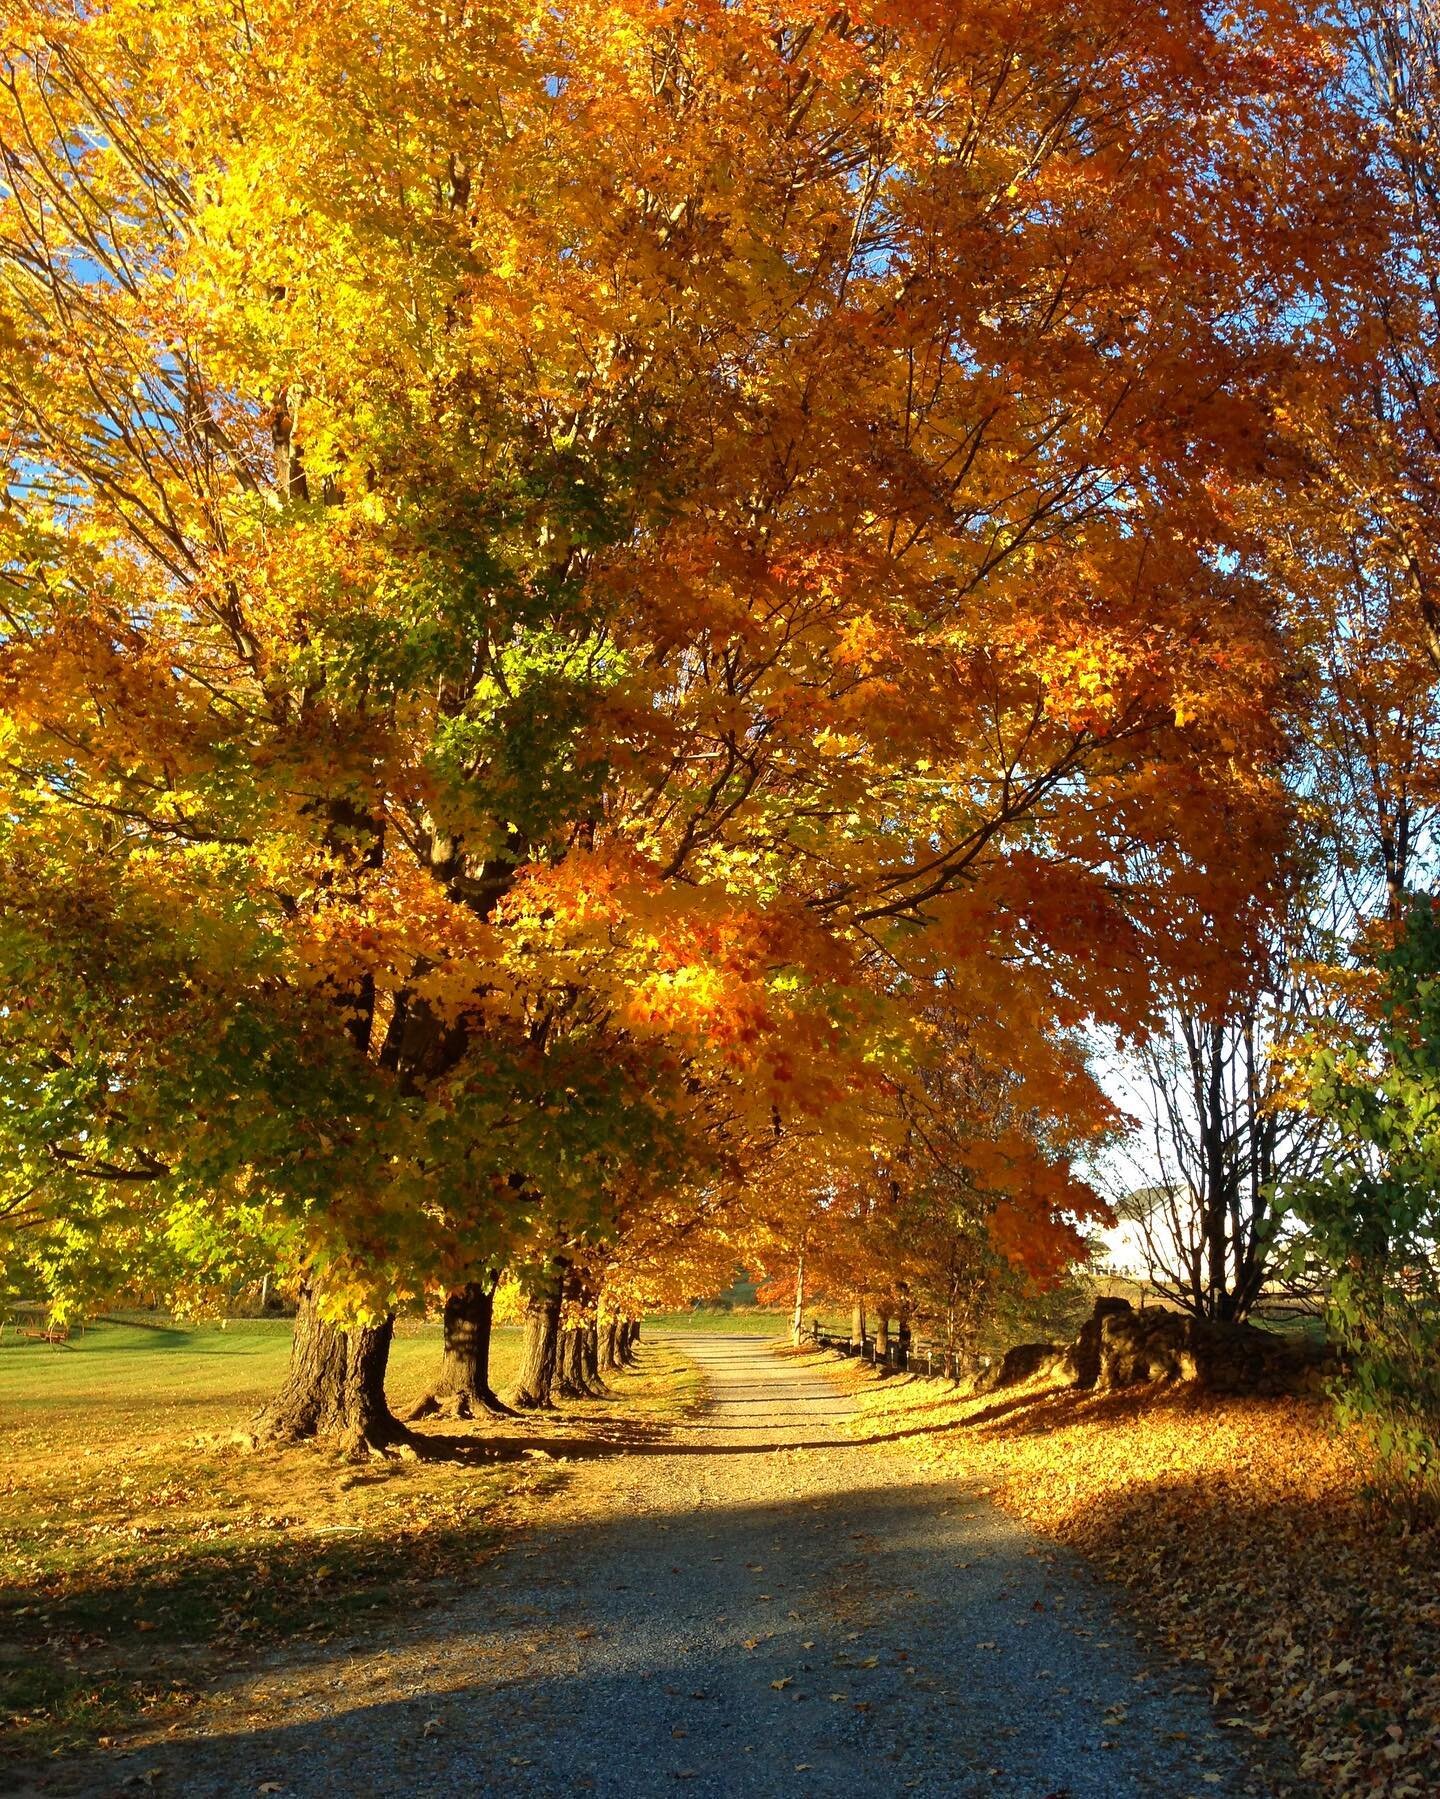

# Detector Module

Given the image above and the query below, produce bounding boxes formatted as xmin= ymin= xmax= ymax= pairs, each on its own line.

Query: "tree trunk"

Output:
xmin=790 ymin=1250 xmax=806 ymax=1346
xmin=512 ymin=1269 xmax=564 ymax=1409
xmin=554 ymin=1328 xmax=590 ymax=1399
xmin=619 ymin=1319 xmax=639 ymax=1364
xmin=600 ymin=1315 xmax=621 ymax=1373
xmin=255 ymin=1280 xmax=404 ymax=1457
xmin=582 ymin=1324 xmax=603 ymax=1392
xmin=851 ymin=1298 xmax=866 ymax=1353
xmin=405 ymin=1280 xmax=513 ymax=1421
xmin=552 ymin=1267 xmax=594 ymax=1399
xmin=875 ymin=1310 xmax=891 ymax=1371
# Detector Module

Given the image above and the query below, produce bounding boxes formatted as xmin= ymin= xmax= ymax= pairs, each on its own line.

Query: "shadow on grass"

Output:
xmin=845 ymin=1368 xmax=1274 ymax=1441
xmin=0 ymin=1453 xmax=567 ymax=1771
xmin=19 ymin=1478 xmax=1272 ymax=1799
xmin=1 ymin=1347 xmax=701 ymax=1770
xmin=90 ymin=1318 xmax=198 ymax=1349
xmin=952 ymin=1379 xmax=1261 ymax=1439
xmin=409 ymin=1413 xmax=991 ymax=1465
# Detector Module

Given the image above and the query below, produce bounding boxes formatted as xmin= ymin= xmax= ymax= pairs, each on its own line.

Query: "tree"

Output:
xmin=0 ymin=0 xmax=1371 ymax=1446
xmin=747 ymin=997 xmax=1118 ymax=1370
xmin=404 ymin=1277 xmax=512 ymax=1422
xmin=1305 ymin=1 xmax=1440 ymax=679
xmin=1103 ymin=836 xmax=1341 ymax=1321
xmin=1291 ymin=897 xmax=1440 ymax=1515
xmin=1184 ymin=0 xmax=1440 ymax=1357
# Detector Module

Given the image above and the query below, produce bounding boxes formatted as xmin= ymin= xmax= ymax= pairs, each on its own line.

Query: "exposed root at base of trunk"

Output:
xmin=510 ymin=1391 xmax=557 ymax=1411
xmin=245 ymin=1410 xmax=416 ymax=1463
xmin=403 ymin=1387 xmax=516 ymax=1423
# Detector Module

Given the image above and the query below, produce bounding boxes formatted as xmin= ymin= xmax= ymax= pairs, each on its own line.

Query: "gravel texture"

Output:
xmin=49 ymin=1335 xmax=1265 ymax=1798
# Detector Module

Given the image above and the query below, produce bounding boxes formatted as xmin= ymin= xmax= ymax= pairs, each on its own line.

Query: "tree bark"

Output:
xmin=255 ymin=1280 xmax=404 ymax=1457
xmin=619 ymin=1319 xmax=639 ymax=1364
xmin=599 ymin=1315 xmax=621 ymax=1373
xmin=851 ymin=1298 xmax=866 ymax=1353
xmin=405 ymin=1279 xmax=513 ymax=1421
xmin=554 ymin=1328 xmax=590 ymax=1399
xmin=790 ymin=1250 xmax=806 ymax=1347
xmin=512 ymin=1265 xmax=564 ymax=1409
xmin=582 ymin=1323 xmax=603 ymax=1392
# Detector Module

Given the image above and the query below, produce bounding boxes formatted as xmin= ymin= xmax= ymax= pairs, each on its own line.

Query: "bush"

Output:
xmin=1290 ymin=897 xmax=1440 ymax=1519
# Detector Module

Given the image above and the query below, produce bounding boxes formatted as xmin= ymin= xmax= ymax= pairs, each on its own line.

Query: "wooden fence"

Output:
xmin=800 ymin=1320 xmax=979 ymax=1380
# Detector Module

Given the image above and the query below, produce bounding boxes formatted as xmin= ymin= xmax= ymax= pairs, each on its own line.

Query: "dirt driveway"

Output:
xmin=47 ymin=1336 xmax=1265 ymax=1797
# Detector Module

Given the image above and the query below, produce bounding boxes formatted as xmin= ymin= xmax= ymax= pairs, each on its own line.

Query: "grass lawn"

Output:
xmin=645 ymin=1308 xmax=794 ymax=1334
xmin=0 ymin=1315 xmax=496 ymax=1443
xmin=0 ymin=1316 xmax=700 ymax=1769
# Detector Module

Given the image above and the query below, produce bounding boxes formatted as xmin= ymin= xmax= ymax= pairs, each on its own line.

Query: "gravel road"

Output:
xmin=61 ymin=1336 xmax=1266 ymax=1798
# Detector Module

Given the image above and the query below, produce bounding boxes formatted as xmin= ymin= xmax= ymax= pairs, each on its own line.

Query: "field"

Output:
xmin=0 ymin=1316 xmax=700 ymax=1767
xmin=0 ymin=1313 xmax=509 ymax=1438
xmin=641 ymin=1307 xmax=795 ymax=1334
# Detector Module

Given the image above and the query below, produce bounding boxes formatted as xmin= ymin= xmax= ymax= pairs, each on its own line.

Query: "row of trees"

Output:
xmin=1 ymin=0 xmax=1438 ymax=1473
xmin=1062 ymin=0 xmax=1440 ymax=1506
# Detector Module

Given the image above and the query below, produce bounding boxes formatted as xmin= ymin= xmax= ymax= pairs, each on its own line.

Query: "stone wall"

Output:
xmin=966 ymin=1298 xmax=1331 ymax=1400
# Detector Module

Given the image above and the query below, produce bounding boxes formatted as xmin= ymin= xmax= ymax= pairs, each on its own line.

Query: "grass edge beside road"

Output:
xmin=783 ymin=1343 xmax=1440 ymax=1798
xmin=1 ymin=1327 xmax=704 ymax=1770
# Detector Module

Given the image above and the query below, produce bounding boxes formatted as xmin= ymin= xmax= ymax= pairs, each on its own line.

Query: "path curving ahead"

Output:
xmin=87 ymin=1337 xmax=1264 ymax=1797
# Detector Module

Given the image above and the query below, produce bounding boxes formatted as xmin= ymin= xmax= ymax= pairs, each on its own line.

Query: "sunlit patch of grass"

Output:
xmin=0 ymin=1320 xmax=695 ymax=1768
xmin=644 ymin=1307 xmax=794 ymax=1334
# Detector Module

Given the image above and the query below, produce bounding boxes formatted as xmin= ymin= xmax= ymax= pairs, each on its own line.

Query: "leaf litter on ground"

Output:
xmin=810 ymin=1349 xmax=1440 ymax=1797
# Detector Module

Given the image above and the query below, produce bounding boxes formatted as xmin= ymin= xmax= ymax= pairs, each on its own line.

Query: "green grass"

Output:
xmin=644 ymin=1307 xmax=795 ymax=1334
xmin=646 ymin=1309 xmax=859 ymax=1338
xmin=0 ymin=1316 xmax=694 ymax=1770
xmin=0 ymin=1315 xmax=516 ymax=1441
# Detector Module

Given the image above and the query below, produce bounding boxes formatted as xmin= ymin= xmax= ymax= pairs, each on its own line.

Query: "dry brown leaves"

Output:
xmin=837 ymin=1359 xmax=1440 ymax=1796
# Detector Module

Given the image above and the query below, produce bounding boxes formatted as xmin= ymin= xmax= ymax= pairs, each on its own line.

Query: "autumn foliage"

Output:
xmin=0 ymin=0 xmax=1394 ymax=1434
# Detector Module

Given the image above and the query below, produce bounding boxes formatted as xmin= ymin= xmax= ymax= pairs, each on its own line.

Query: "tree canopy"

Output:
xmin=0 ymin=0 xmax=1403 ymax=1437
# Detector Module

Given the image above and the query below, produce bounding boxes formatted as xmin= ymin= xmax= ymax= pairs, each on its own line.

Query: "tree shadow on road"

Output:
xmin=411 ymin=1411 xmax=1027 ymax=1465
xmin=25 ymin=1476 xmax=1267 ymax=1799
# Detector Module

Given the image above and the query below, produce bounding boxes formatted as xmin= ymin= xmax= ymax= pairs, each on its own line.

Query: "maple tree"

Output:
xmin=0 ymin=0 xmax=1375 ymax=1447
xmin=1151 ymin=0 xmax=1440 ymax=1500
